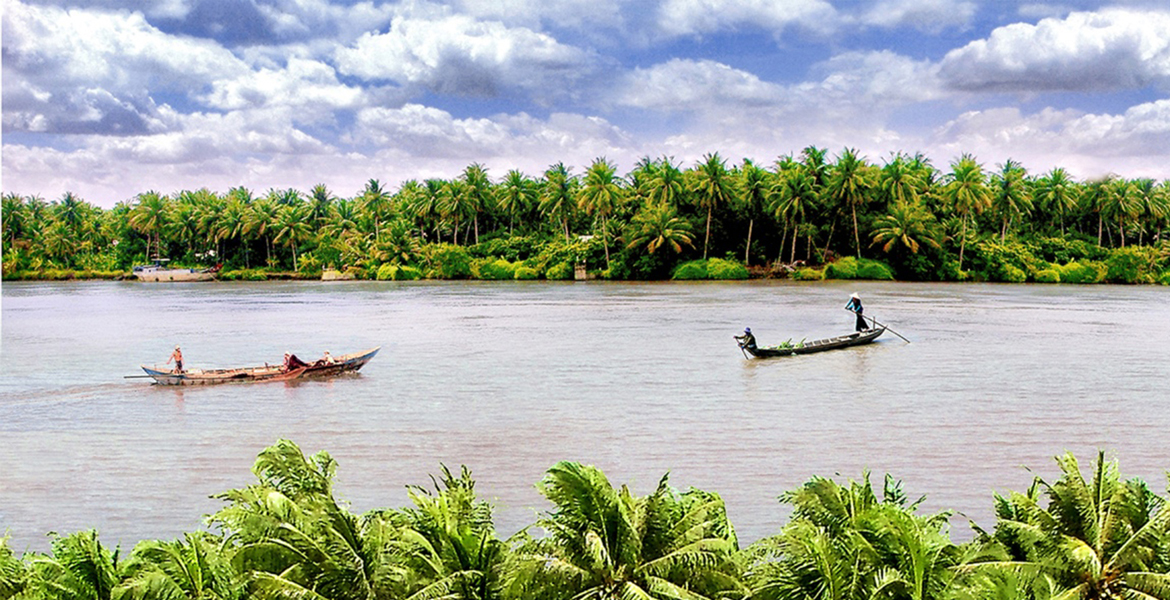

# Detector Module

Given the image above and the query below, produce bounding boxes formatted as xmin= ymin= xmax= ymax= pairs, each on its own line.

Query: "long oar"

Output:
xmin=846 ymin=310 xmax=911 ymax=343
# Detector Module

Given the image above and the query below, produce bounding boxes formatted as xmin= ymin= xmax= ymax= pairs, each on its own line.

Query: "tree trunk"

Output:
xmin=744 ymin=219 xmax=753 ymax=266
xmin=602 ymin=216 xmax=611 ymax=269
xmin=790 ymin=220 xmax=798 ymax=264
xmin=1097 ymin=215 xmax=1103 ymax=246
xmin=822 ymin=219 xmax=837 ymax=263
xmin=778 ymin=221 xmax=789 ymax=263
xmin=474 ymin=215 xmax=480 ymax=245
xmin=958 ymin=214 xmax=968 ymax=271
xmin=851 ymin=204 xmax=861 ymax=258
xmin=703 ymin=206 xmax=712 ymax=260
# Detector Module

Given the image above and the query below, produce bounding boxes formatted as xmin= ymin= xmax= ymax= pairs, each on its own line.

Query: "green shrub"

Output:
xmin=426 ymin=244 xmax=472 ymax=279
xmin=824 ymin=258 xmax=858 ymax=279
xmin=1034 ymin=267 xmax=1061 ymax=283
xmin=1105 ymin=246 xmax=1159 ymax=284
xmin=375 ymin=264 xmax=398 ymax=281
xmin=472 ymin=258 xmax=517 ymax=280
xmin=998 ymin=264 xmax=1027 ymax=283
xmin=792 ymin=267 xmax=825 ymax=280
xmin=856 ymin=259 xmax=894 ymax=281
xmin=706 ymin=258 xmax=749 ymax=280
xmin=396 ymin=265 xmax=422 ymax=280
xmin=672 ymin=260 xmax=708 ymax=280
xmin=514 ymin=266 xmax=539 ymax=280
xmin=1159 ymin=271 xmax=1170 ymax=286
xmin=219 ymin=269 xmax=268 ymax=281
xmin=546 ymin=261 xmax=574 ymax=280
xmin=1058 ymin=260 xmax=1106 ymax=284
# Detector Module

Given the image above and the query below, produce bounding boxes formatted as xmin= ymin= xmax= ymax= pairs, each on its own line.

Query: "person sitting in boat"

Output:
xmin=283 ymin=352 xmax=309 ymax=371
xmin=312 ymin=351 xmax=336 ymax=367
xmin=735 ymin=327 xmax=757 ymax=350
xmin=845 ymin=293 xmax=869 ymax=332
xmin=167 ymin=345 xmax=184 ymax=373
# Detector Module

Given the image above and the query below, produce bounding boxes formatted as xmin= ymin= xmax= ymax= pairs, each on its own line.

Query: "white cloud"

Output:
xmin=939 ymin=8 xmax=1170 ymax=92
xmin=333 ymin=14 xmax=597 ymax=101
xmin=2 ymin=0 xmax=249 ymax=133
xmin=203 ymin=58 xmax=365 ymax=120
xmin=614 ymin=59 xmax=783 ymax=110
xmin=931 ymin=99 xmax=1170 ymax=179
xmin=859 ymin=0 xmax=976 ymax=32
xmin=655 ymin=0 xmax=837 ymax=38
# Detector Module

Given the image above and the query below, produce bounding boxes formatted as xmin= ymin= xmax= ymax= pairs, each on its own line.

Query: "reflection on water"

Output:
xmin=2 ymin=280 xmax=1169 ymax=551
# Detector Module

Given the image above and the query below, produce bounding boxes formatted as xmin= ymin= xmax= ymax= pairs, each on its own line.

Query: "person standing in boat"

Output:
xmin=167 ymin=345 xmax=184 ymax=373
xmin=845 ymin=293 xmax=869 ymax=332
xmin=735 ymin=327 xmax=757 ymax=349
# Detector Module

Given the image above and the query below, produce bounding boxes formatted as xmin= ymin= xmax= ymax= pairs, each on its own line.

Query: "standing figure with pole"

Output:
xmin=845 ymin=293 xmax=869 ymax=332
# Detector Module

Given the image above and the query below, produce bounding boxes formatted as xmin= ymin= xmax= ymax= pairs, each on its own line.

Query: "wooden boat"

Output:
xmin=132 ymin=261 xmax=219 ymax=282
xmin=140 ymin=347 xmax=379 ymax=385
xmin=735 ymin=327 xmax=885 ymax=358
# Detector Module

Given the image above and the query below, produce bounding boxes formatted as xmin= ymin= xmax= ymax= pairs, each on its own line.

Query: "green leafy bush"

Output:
xmin=470 ymin=235 xmax=541 ymax=262
xmin=472 ymin=258 xmax=517 ymax=280
xmin=970 ymin=240 xmax=1042 ymax=282
xmin=824 ymin=257 xmax=894 ymax=280
xmin=1105 ymin=246 xmax=1160 ymax=284
xmin=219 ymin=269 xmax=268 ymax=281
xmin=672 ymin=260 xmax=708 ymax=280
xmin=1058 ymin=260 xmax=1106 ymax=284
xmin=396 ymin=265 xmax=422 ymax=280
xmin=514 ymin=266 xmax=539 ymax=280
xmin=998 ymin=264 xmax=1027 ymax=283
xmin=706 ymin=258 xmax=749 ymax=280
xmin=426 ymin=244 xmax=472 ymax=279
xmin=375 ymin=264 xmax=398 ymax=281
xmin=1159 ymin=271 xmax=1170 ymax=286
xmin=1033 ymin=236 xmax=1106 ymax=263
xmin=1034 ymin=267 xmax=1061 ymax=283
xmin=546 ymin=261 xmax=574 ymax=280
xmin=792 ymin=267 xmax=824 ymax=280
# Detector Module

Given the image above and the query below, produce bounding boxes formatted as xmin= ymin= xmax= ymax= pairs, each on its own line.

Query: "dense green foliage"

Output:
xmin=4 ymin=443 xmax=1170 ymax=600
xmin=4 ymin=150 xmax=1170 ymax=283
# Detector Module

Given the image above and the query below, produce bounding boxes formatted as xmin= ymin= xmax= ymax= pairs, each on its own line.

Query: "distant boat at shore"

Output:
xmin=132 ymin=260 xmax=219 ymax=282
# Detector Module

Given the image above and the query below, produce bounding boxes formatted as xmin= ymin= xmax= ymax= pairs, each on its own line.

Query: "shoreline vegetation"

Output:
xmin=3 ymin=149 xmax=1169 ymax=285
xmin=3 ymin=441 xmax=1169 ymax=600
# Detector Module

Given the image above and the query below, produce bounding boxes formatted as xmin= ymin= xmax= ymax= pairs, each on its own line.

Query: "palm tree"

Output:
xmin=308 ymin=184 xmax=336 ymax=226
xmin=508 ymin=461 xmax=744 ymax=600
xmin=439 ymin=179 xmax=470 ymax=245
xmin=625 ymin=201 xmax=694 ymax=255
xmin=872 ymin=202 xmax=944 ymax=255
xmin=244 ymin=197 xmax=281 ymax=266
xmin=943 ymin=155 xmax=992 ymax=271
xmin=128 ymin=191 xmax=170 ymax=262
xmin=2 ymin=193 xmax=28 ymax=247
xmin=1034 ymin=168 xmax=1078 ymax=235
xmin=645 ymin=157 xmax=686 ymax=207
xmin=116 ymin=532 xmax=242 ymax=600
xmin=496 ymin=170 xmax=536 ymax=235
xmin=360 ymin=179 xmax=391 ymax=241
xmin=25 ymin=530 xmax=121 ymax=600
xmin=1102 ymin=178 xmax=1142 ymax=248
xmin=690 ymin=152 xmax=733 ymax=259
xmin=771 ymin=167 xmax=818 ymax=263
xmin=964 ymin=451 xmax=1170 ymax=600
xmin=462 ymin=163 xmax=492 ymax=245
xmin=736 ymin=159 xmax=772 ymax=266
xmin=825 ymin=148 xmax=877 ymax=259
xmin=272 ymin=203 xmax=312 ymax=271
xmin=879 ymin=153 xmax=926 ymax=206
xmin=540 ymin=163 xmax=577 ymax=242
xmin=1 ymin=535 xmax=29 ymax=599
xmin=577 ymin=157 xmax=625 ymax=269
xmin=990 ymin=159 xmax=1032 ymax=241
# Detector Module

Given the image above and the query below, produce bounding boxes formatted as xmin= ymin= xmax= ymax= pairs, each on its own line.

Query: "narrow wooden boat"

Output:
xmin=735 ymin=327 xmax=885 ymax=358
xmin=140 ymin=347 xmax=379 ymax=385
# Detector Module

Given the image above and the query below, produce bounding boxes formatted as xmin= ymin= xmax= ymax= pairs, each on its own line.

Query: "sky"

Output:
xmin=3 ymin=0 xmax=1170 ymax=208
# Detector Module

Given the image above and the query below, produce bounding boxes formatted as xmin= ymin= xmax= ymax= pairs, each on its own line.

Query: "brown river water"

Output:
xmin=1 ymin=280 xmax=1168 ymax=552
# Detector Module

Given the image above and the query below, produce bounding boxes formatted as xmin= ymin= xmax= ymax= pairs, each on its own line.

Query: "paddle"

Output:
xmin=845 ymin=309 xmax=911 ymax=343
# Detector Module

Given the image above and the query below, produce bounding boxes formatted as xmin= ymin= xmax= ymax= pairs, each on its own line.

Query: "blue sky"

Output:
xmin=3 ymin=0 xmax=1170 ymax=207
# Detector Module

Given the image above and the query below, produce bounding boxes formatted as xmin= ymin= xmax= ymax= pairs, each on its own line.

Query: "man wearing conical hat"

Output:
xmin=845 ymin=293 xmax=869 ymax=332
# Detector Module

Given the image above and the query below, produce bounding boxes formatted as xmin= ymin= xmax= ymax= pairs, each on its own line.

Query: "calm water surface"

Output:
xmin=2 ymin=280 xmax=1168 ymax=552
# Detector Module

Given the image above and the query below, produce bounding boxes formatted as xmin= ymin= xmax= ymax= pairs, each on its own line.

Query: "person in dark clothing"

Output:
xmin=735 ymin=327 xmax=757 ymax=349
xmin=845 ymin=293 xmax=869 ymax=332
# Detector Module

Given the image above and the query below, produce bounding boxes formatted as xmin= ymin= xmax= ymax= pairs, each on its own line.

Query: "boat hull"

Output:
xmin=134 ymin=268 xmax=216 ymax=282
xmin=738 ymin=327 xmax=885 ymax=358
xmin=141 ymin=347 xmax=379 ymax=385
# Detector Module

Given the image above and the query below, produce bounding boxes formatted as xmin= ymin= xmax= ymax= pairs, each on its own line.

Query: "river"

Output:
xmin=1 ymin=280 xmax=1168 ymax=552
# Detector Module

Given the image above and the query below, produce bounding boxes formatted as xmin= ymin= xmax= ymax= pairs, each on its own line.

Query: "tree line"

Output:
xmin=3 ymin=148 xmax=1169 ymax=283
xmin=3 ymin=441 xmax=1169 ymax=599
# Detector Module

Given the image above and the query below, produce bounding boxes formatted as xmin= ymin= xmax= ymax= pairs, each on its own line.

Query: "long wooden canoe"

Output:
xmin=735 ymin=327 xmax=884 ymax=358
xmin=140 ymin=347 xmax=379 ymax=385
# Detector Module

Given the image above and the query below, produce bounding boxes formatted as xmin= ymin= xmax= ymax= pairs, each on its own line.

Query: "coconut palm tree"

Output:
xmin=943 ymin=155 xmax=992 ymax=271
xmin=990 ymin=159 xmax=1032 ymax=241
xmin=25 ymin=530 xmax=122 ymax=600
xmin=507 ymin=461 xmax=745 ymax=600
xmin=496 ymin=170 xmax=537 ymax=235
xmin=825 ymin=148 xmax=877 ymax=259
xmin=439 ymin=179 xmax=470 ymax=245
xmin=272 ymin=203 xmax=312 ymax=271
xmin=308 ymin=184 xmax=336 ymax=226
xmin=879 ymin=153 xmax=926 ymax=206
xmin=964 ymin=451 xmax=1170 ymax=600
xmin=690 ymin=153 xmax=733 ymax=260
xmin=245 ymin=197 xmax=281 ymax=266
xmin=540 ymin=163 xmax=578 ymax=242
xmin=577 ymin=157 xmax=625 ymax=269
xmin=116 ymin=532 xmax=242 ymax=600
xmin=360 ymin=179 xmax=391 ymax=241
xmin=462 ymin=163 xmax=492 ymax=245
xmin=1034 ymin=168 xmax=1079 ymax=236
xmin=872 ymin=202 xmax=944 ymax=256
xmin=625 ymin=201 xmax=694 ymax=255
xmin=645 ymin=157 xmax=686 ymax=208
xmin=2 ymin=193 xmax=29 ymax=247
xmin=736 ymin=159 xmax=772 ymax=266
xmin=129 ymin=191 xmax=170 ymax=262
